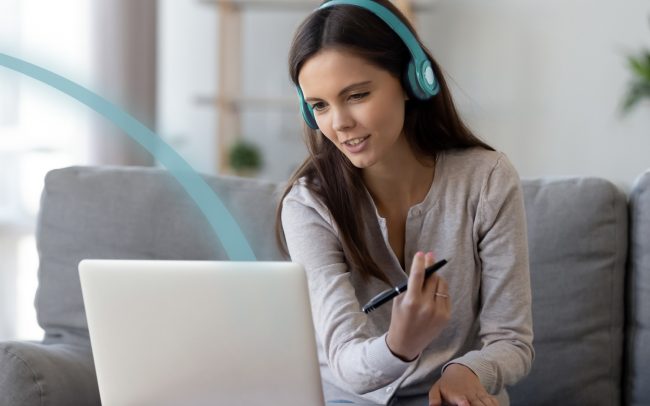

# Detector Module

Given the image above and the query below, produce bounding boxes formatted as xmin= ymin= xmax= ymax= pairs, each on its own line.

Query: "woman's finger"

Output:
xmin=424 ymin=251 xmax=434 ymax=268
xmin=471 ymin=395 xmax=490 ymax=406
xmin=470 ymin=392 xmax=498 ymax=406
xmin=434 ymin=277 xmax=451 ymax=311
xmin=406 ymin=251 xmax=426 ymax=298
xmin=422 ymin=251 xmax=435 ymax=293
xmin=451 ymin=396 xmax=470 ymax=406
xmin=427 ymin=381 xmax=442 ymax=406
xmin=423 ymin=264 xmax=441 ymax=297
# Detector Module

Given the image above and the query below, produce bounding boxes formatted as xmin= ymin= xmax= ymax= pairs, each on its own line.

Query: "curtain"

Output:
xmin=0 ymin=0 xmax=20 ymax=126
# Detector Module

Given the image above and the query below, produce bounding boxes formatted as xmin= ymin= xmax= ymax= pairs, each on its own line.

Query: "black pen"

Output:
xmin=361 ymin=259 xmax=448 ymax=314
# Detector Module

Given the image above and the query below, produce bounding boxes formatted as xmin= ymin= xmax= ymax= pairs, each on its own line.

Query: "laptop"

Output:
xmin=79 ymin=260 xmax=325 ymax=406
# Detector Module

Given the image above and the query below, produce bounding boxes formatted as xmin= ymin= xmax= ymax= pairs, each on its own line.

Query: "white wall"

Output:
xmin=419 ymin=0 xmax=650 ymax=191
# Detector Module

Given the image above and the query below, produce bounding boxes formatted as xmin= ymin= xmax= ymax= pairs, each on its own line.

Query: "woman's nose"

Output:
xmin=332 ymin=107 xmax=355 ymax=132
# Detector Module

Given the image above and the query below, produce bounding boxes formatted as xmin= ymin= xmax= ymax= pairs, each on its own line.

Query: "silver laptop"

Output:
xmin=79 ymin=260 xmax=325 ymax=406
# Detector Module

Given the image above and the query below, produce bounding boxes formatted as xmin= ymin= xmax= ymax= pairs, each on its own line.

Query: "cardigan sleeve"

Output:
xmin=281 ymin=184 xmax=416 ymax=395
xmin=442 ymin=154 xmax=535 ymax=395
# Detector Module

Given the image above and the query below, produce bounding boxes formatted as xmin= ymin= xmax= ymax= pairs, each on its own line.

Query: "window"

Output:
xmin=0 ymin=0 xmax=92 ymax=340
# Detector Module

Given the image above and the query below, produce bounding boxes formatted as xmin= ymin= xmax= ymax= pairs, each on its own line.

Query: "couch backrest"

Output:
xmin=509 ymin=178 xmax=628 ymax=406
xmin=625 ymin=170 xmax=650 ymax=406
xmin=35 ymin=166 xmax=286 ymax=345
xmin=35 ymin=166 xmax=644 ymax=405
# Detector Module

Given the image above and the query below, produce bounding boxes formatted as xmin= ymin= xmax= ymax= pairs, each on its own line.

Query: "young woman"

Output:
xmin=275 ymin=1 xmax=533 ymax=405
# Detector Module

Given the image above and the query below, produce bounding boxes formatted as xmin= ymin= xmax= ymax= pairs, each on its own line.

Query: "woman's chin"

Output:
xmin=340 ymin=148 xmax=376 ymax=169
xmin=349 ymin=157 xmax=375 ymax=169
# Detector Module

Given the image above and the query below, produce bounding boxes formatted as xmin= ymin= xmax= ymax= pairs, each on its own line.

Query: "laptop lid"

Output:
xmin=79 ymin=260 xmax=325 ymax=406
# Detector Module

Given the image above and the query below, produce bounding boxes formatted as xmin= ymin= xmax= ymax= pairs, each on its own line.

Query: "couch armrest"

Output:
xmin=626 ymin=170 xmax=650 ymax=406
xmin=0 ymin=341 xmax=100 ymax=406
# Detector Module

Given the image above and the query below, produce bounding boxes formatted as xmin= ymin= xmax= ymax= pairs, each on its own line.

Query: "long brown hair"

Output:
xmin=275 ymin=0 xmax=493 ymax=284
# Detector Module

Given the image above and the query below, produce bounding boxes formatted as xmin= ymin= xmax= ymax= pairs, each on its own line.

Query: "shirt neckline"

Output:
xmin=362 ymin=153 xmax=444 ymax=221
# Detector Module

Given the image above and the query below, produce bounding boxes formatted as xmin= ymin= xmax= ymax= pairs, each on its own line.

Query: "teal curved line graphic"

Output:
xmin=0 ymin=53 xmax=256 ymax=261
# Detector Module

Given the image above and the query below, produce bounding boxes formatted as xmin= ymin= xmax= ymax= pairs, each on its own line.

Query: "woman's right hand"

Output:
xmin=386 ymin=251 xmax=451 ymax=361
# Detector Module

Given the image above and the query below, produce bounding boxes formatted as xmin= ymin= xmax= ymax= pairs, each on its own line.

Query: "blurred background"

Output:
xmin=1 ymin=0 xmax=649 ymax=341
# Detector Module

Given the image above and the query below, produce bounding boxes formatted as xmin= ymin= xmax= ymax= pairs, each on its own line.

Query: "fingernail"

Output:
xmin=416 ymin=251 xmax=423 ymax=257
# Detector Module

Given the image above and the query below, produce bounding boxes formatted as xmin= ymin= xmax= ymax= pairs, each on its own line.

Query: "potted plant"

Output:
xmin=622 ymin=48 xmax=650 ymax=114
xmin=228 ymin=139 xmax=262 ymax=177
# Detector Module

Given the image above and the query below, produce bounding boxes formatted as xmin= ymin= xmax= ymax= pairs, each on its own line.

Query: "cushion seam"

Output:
xmin=2 ymin=347 xmax=45 ymax=406
xmin=626 ymin=191 xmax=635 ymax=404
xmin=610 ymin=186 xmax=624 ymax=406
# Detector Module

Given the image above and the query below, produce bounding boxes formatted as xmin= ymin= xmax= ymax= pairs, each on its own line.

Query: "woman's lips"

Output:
xmin=343 ymin=135 xmax=370 ymax=154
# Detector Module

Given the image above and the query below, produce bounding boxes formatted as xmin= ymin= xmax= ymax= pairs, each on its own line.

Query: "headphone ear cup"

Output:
xmin=297 ymin=87 xmax=319 ymax=130
xmin=300 ymin=99 xmax=319 ymax=130
xmin=404 ymin=60 xmax=427 ymax=100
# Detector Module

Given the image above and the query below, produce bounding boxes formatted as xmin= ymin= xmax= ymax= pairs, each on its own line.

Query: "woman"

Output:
xmin=274 ymin=1 xmax=534 ymax=405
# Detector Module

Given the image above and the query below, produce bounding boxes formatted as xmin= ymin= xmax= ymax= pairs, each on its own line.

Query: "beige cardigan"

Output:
xmin=281 ymin=148 xmax=534 ymax=405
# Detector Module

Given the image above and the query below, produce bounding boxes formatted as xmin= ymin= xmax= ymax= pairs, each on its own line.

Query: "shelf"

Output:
xmin=195 ymin=95 xmax=298 ymax=111
xmin=198 ymin=0 xmax=435 ymax=12
xmin=199 ymin=0 xmax=319 ymax=9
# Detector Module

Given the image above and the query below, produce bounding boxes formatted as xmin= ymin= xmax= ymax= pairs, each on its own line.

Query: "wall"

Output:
xmin=419 ymin=0 xmax=650 ymax=191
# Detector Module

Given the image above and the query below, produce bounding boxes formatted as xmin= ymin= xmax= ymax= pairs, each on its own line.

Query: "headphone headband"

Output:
xmin=318 ymin=0 xmax=428 ymax=69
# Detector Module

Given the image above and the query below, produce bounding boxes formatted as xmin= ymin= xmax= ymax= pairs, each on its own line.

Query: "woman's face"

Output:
xmin=298 ymin=48 xmax=409 ymax=170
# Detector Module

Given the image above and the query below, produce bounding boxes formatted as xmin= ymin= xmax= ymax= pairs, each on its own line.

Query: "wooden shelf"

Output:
xmin=195 ymin=95 xmax=298 ymax=111
xmin=199 ymin=0 xmax=434 ymax=11
xmin=199 ymin=0 xmax=318 ymax=9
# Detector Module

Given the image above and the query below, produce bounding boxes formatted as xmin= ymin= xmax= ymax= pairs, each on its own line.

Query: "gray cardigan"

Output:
xmin=281 ymin=147 xmax=534 ymax=405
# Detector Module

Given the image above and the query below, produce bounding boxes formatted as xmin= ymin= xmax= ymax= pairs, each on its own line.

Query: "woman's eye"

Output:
xmin=311 ymin=102 xmax=326 ymax=111
xmin=349 ymin=92 xmax=369 ymax=101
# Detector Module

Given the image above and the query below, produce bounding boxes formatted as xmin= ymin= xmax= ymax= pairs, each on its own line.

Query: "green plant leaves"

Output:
xmin=628 ymin=51 xmax=650 ymax=82
xmin=623 ymin=50 xmax=650 ymax=114
xmin=229 ymin=140 xmax=262 ymax=171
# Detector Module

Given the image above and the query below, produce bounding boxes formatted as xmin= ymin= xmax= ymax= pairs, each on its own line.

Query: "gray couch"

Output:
xmin=0 ymin=165 xmax=648 ymax=405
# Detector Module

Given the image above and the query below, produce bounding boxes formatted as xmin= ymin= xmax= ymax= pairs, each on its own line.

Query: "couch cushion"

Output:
xmin=0 ymin=341 xmax=99 ymax=406
xmin=35 ymin=166 xmax=285 ymax=344
xmin=625 ymin=170 xmax=650 ymax=406
xmin=509 ymin=178 xmax=627 ymax=406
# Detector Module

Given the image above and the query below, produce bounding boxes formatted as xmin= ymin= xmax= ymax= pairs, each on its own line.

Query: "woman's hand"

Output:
xmin=428 ymin=364 xmax=498 ymax=406
xmin=386 ymin=251 xmax=451 ymax=361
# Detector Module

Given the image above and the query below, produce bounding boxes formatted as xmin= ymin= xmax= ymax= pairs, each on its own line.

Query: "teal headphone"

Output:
xmin=297 ymin=0 xmax=440 ymax=130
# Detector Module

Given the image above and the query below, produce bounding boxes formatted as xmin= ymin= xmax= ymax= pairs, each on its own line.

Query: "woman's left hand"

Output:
xmin=428 ymin=363 xmax=498 ymax=406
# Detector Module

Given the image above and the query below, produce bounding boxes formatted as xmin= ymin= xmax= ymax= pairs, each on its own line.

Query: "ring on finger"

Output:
xmin=434 ymin=292 xmax=449 ymax=299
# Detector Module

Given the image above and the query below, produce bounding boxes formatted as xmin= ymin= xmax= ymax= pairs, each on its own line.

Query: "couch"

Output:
xmin=0 ymin=165 xmax=648 ymax=405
